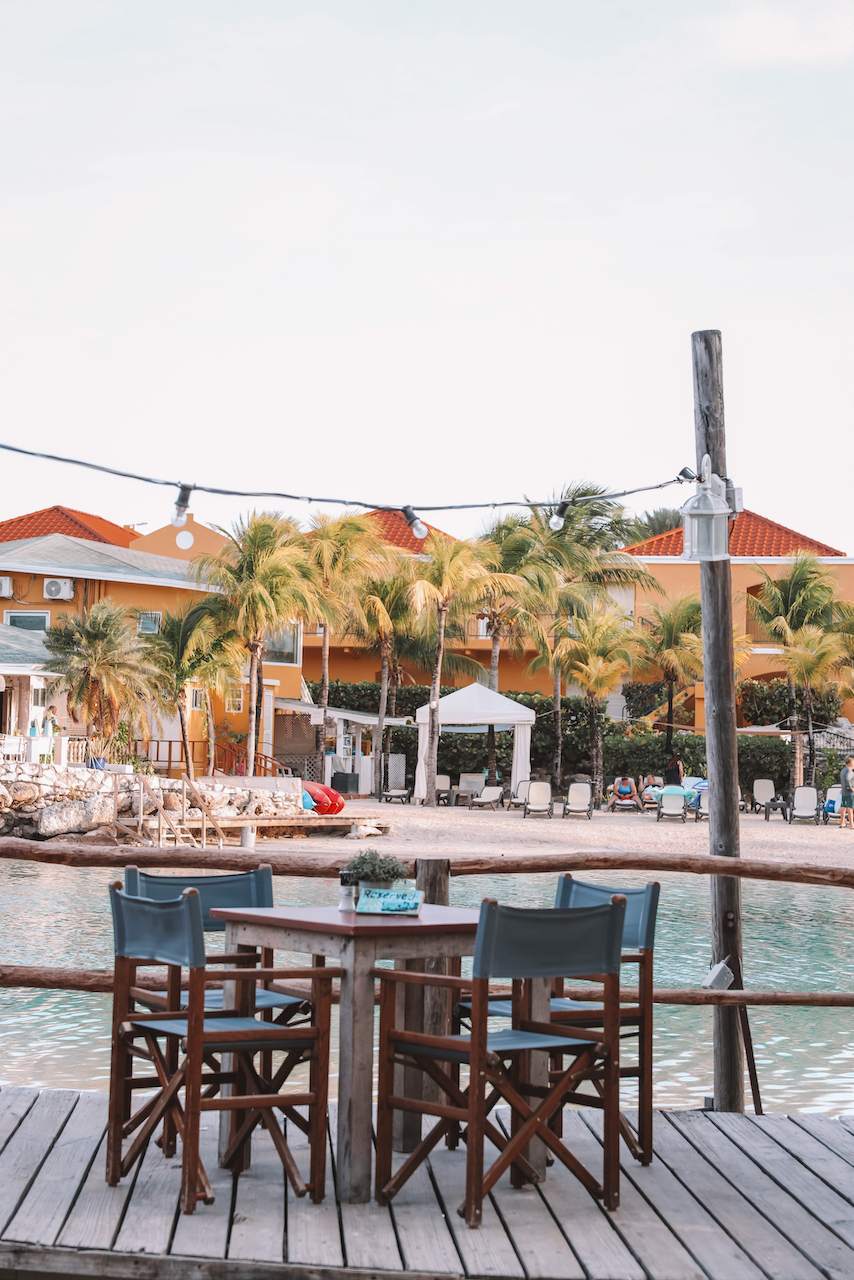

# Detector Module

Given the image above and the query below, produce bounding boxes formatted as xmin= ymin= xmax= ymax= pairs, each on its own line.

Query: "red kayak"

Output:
xmin=303 ymin=781 xmax=345 ymax=815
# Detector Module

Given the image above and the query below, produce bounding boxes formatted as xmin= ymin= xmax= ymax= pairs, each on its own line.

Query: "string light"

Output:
xmin=0 ymin=440 xmax=694 ymax=531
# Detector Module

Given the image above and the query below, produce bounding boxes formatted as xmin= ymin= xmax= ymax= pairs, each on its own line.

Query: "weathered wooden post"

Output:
xmin=691 ymin=330 xmax=744 ymax=1112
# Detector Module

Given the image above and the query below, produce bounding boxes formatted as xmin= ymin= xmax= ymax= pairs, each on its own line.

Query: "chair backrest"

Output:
xmin=555 ymin=875 xmax=659 ymax=951
xmin=698 ymin=790 xmax=710 ymax=812
xmin=659 ymin=792 xmax=685 ymax=814
xmin=110 ymin=883 xmax=206 ymax=968
xmin=752 ymin=778 xmax=775 ymax=804
xmin=826 ymin=785 xmax=841 ymax=800
xmin=459 ymin=773 xmax=486 ymax=795
xmin=653 ymin=776 xmax=663 ymax=786
xmin=514 ymin=779 xmax=531 ymax=801
xmin=527 ymin=781 xmax=552 ymax=806
xmin=479 ymin=786 xmax=504 ymax=802
xmin=567 ymin=782 xmax=592 ymax=806
xmin=124 ymin=865 xmax=274 ymax=932
xmin=473 ymin=898 xmax=625 ymax=980
xmin=792 ymin=786 xmax=818 ymax=811
xmin=435 ymin=775 xmax=450 ymax=790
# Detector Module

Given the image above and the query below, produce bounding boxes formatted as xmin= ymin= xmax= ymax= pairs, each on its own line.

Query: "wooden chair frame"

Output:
xmin=373 ymin=935 xmax=623 ymax=1227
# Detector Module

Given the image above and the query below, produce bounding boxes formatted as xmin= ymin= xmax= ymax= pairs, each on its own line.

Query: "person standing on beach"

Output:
xmin=841 ymin=757 xmax=854 ymax=829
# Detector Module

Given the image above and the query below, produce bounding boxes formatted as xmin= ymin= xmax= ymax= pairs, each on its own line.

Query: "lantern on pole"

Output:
xmin=681 ymin=453 xmax=738 ymax=562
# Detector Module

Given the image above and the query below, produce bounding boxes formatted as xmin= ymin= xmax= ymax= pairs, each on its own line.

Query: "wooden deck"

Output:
xmin=3 ymin=1090 xmax=854 ymax=1280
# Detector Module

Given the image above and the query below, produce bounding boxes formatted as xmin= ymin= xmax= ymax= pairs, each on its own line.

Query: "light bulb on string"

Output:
xmin=401 ymin=506 xmax=428 ymax=540
xmin=171 ymin=484 xmax=193 ymax=528
xmin=549 ymin=502 xmax=569 ymax=532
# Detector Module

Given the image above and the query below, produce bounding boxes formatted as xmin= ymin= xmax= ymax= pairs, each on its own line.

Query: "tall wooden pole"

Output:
xmin=691 ymin=329 xmax=744 ymax=1113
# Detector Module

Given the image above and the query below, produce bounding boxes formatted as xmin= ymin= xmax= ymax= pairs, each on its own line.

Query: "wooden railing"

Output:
xmin=133 ymin=739 xmax=208 ymax=774
xmin=215 ymin=739 xmax=302 ymax=779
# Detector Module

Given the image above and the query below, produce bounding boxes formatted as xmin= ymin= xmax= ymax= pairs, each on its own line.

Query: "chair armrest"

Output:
xmin=371 ymin=967 xmax=474 ymax=992
xmin=205 ymin=966 xmax=343 ymax=982
xmin=518 ymin=1019 xmax=604 ymax=1044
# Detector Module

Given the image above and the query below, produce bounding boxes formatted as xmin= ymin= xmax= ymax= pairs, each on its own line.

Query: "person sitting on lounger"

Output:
xmin=640 ymin=773 xmax=657 ymax=802
xmin=606 ymin=775 xmax=643 ymax=811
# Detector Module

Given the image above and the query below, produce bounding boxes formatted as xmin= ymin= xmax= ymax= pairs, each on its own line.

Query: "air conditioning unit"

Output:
xmin=0 ymin=577 xmax=13 ymax=598
xmin=43 ymin=577 xmax=74 ymax=601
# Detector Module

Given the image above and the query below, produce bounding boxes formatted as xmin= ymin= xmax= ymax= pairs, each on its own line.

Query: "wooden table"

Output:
xmin=210 ymin=904 xmax=481 ymax=1203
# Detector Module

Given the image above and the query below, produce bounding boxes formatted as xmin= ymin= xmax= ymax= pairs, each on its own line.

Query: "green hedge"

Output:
xmin=739 ymin=678 xmax=841 ymax=729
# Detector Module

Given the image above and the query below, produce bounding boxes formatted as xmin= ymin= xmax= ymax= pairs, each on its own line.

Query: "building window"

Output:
xmin=225 ymin=685 xmax=244 ymax=713
xmin=191 ymin=688 xmax=205 ymax=711
xmin=136 ymin=612 xmax=162 ymax=635
xmin=32 ymin=688 xmax=47 ymax=707
xmin=265 ymin=622 xmax=301 ymax=665
xmin=4 ymin=611 xmax=49 ymax=632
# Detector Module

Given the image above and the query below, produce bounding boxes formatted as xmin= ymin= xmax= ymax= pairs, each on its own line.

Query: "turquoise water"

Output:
xmin=1 ymin=860 xmax=853 ymax=1112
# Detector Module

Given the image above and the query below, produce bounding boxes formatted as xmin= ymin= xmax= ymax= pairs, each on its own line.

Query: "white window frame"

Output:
xmin=31 ymin=687 xmax=47 ymax=708
xmin=136 ymin=611 xmax=162 ymax=636
xmin=225 ymin=685 xmax=244 ymax=713
xmin=264 ymin=621 xmax=303 ymax=667
xmin=191 ymin=688 xmax=205 ymax=711
xmin=4 ymin=610 xmax=50 ymax=632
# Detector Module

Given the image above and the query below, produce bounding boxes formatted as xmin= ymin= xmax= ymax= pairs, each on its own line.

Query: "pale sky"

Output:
xmin=0 ymin=2 xmax=852 ymax=549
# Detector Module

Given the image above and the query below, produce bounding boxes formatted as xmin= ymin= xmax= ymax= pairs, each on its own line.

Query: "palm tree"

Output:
xmin=476 ymin=517 xmax=554 ymax=782
xmin=146 ymin=605 xmax=243 ymax=781
xmin=777 ymin=626 xmax=847 ymax=784
xmin=194 ymin=512 xmax=319 ymax=777
xmin=635 ymin=594 xmax=704 ymax=755
xmin=745 ymin=553 xmax=839 ymax=789
xmin=410 ymin=534 xmax=521 ymax=806
xmin=43 ymin=600 xmax=162 ymax=749
xmin=520 ymin=500 xmax=659 ymax=787
xmin=550 ymin=601 xmax=643 ymax=803
xmin=305 ymin=512 xmax=391 ymax=774
xmin=631 ymin=508 xmax=683 ymax=540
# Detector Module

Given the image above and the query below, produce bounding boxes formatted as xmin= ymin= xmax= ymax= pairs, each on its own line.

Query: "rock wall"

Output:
xmin=0 ymin=764 xmax=305 ymax=840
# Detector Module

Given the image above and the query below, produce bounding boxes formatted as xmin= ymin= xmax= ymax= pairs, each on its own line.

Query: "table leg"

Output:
xmin=336 ymin=938 xmax=376 ymax=1203
xmin=218 ymin=930 xmax=252 ymax=1170
xmin=393 ymin=958 xmax=426 ymax=1153
xmin=524 ymin=977 xmax=550 ymax=1181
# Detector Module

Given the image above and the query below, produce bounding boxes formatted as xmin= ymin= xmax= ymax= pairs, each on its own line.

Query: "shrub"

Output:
xmin=603 ymin=732 xmax=708 ymax=780
xmin=735 ymin=735 xmax=790 ymax=796
xmin=344 ymin=851 xmax=408 ymax=883
xmin=739 ymin=679 xmax=842 ymax=729
xmin=622 ymin=681 xmax=667 ymax=719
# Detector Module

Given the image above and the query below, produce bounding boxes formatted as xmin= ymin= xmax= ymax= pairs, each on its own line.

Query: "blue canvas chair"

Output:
xmin=124 ymin=865 xmax=309 ymax=1021
xmin=373 ymin=896 xmax=626 ymax=1227
xmin=107 ymin=883 xmax=337 ymax=1215
xmin=459 ymin=875 xmax=660 ymax=1165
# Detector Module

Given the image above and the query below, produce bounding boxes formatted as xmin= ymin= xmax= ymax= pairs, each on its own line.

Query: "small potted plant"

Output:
xmin=344 ymin=850 xmax=407 ymax=893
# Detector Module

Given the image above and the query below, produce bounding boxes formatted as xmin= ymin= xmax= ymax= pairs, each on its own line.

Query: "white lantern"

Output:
xmin=681 ymin=454 xmax=733 ymax=562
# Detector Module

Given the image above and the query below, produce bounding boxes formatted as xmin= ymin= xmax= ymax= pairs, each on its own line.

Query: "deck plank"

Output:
xmin=427 ymin=1144 xmax=525 ymax=1278
xmin=0 ymin=1088 xmax=39 ymax=1157
xmin=112 ymin=1130 xmax=182 ymax=1254
xmin=388 ymin=1152 xmax=463 ymax=1276
xmin=286 ymin=1116 xmax=344 ymax=1268
xmin=707 ymin=1111 xmax=854 ymax=1263
xmin=228 ymin=1128 xmax=285 ymax=1263
xmin=4 ymin=1091 xmax=107 ymax=1246
xmin=793 ymin=1114 xmax=854 ymax=1167
xmin=611 ymin=1112 xmax=769 ymax=1280
xmin=57 ymin=1130 xmax=136 ymax=1252
xmin=0 ymin=1088 xmax=78 ymax=1236
xmin=170 ymin=1120 xmax=233 ymax=1259
xmin=672 ymin=1111 xmax=854 ymax=1280
xmin=749 ymin=1113 xmax=854 ymax=1207
xmin=329 ymin=1106 xmax=401 ymax=1273
xmin=573 ymin=1112 xmax=705 ymax=1280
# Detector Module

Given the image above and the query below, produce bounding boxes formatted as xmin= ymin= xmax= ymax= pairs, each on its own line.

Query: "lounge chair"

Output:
xmin=506 ymin=779 xmax=531 ymax=810
xmin=459 ymin=773 xmax=486 ymax=797
xmin=381 ymin=787 xmax=412 ymax=804
xmin=823 ymin=785 xmax=842 ymax=825
xmin=523 ymin=781 xmax=553 ymax=818
xmin=562 ymin=782 xmax=594 ymax=819
xmin=753 ymin=778 xmax=788 ymax=821
xmin=469 ymin=785 xmax=504 ymax=811
xmin=694 ymin=790 xmax=710 ymax=822
xmin=657 ymin=791 xmax=687 ymax=822
xmin=435 ymin=775 xmax=452 ymax=806
xmin=788 ymin=785 xmax=821 ymax=825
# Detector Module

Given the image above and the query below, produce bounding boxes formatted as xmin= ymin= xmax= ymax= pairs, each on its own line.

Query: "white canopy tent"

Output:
xmin=414 ymin=683 xmax=535 ymax=801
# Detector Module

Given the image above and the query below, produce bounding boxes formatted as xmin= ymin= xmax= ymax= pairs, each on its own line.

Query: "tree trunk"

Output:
xmin=425 ymin=606 xmax=447 ymax=807
xmin=590 ymin=695 xmax=603 ymax=803
xmin=806 ymin=694 xmax=816 ymax=786
xmin=665 ymin=680 xmax=675 ymax=756
xmin=245 ymin=646 xmax=259 ymax=778
xmin=486 ymin=629 xmax=500 ymax=785
xmin=316 ymin=621 xmax=331 ymax=780
xmin=489 ymin=631 xmax=500 ymax=690
xmin=552 ymin=650 xmax=562 ymax=790
xmin=384 ymin=671 xmax=398 ymax=791
xmin=255 ymin=658 xmax=264 ymax=755
xmin=205 ymin=691 xmax=216 ymax=777
xmin=787 ymin=678 xmax=798 ymax=796
xmin=177 ymin=692 xmax=194 ymax=782
xmin=374 ymin=643 xmax=390 ymax=799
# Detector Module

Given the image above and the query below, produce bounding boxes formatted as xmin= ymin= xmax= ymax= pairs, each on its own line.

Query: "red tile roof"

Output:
xmin=624 ymin=509 xmax=844 ymax=558
xmin=366 ymin=509 xmax=450 ymax=553
xmin=0 ymin=506 xmax=136 ymax=547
